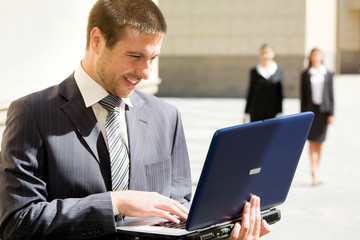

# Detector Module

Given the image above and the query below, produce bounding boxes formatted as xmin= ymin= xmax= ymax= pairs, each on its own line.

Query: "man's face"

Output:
xmin=95 ymin=27 xmax=163 ymax=98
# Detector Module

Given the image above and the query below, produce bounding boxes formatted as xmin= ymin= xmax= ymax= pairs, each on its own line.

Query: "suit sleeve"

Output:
xmin=300 ymin=71 xmax=307 ymax=112
xmin=276 ymin=68 xmax=284 ymax=113
xmin=170 ymin=108 xmax=192 ymax=203
xmin=327 ymin=72 xmax=335 ymax=116
xmin=0 ymin=100 xmax=116 ymax=240
xmin=244 ymin=69 xmax=256 ymax=114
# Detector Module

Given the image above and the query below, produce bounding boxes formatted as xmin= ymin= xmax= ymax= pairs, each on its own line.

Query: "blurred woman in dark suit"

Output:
xmin=300 ymin=48 xmax=334 ymax=186
xmin=243 ymin=44 xmax=283 ymax=123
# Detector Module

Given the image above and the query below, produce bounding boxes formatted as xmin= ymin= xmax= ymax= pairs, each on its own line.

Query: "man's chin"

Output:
xmin=115 ymin=89 xmax=135 ymax=99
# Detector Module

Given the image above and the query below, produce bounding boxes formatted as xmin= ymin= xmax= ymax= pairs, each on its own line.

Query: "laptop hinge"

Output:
xmin=194 ymin=207 xmax=281 ymax=233
xmin=194 ymin=221 xmax=233 ymax=233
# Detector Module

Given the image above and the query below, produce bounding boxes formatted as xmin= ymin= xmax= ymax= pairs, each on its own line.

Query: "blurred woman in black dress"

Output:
xmin=300 ymin=48 xmax=335 ymax=186
xmin=243 ymin=44 xmax=283 ymax=123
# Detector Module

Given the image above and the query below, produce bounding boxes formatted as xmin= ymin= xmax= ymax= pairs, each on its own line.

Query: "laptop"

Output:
xmin=117 ymin=112 xmax=314 ymax=239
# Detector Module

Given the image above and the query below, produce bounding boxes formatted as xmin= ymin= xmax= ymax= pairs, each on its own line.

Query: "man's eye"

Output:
xmin=130 ymin=55 xmax=140 ymax=59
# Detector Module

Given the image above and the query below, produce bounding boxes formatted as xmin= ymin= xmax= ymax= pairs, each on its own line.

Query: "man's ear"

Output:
xmin=90 ymin=27 xmax=104 ymax=54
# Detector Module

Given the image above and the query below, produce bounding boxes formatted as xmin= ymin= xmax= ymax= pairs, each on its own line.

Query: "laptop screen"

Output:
xmin=186 ymin=112 xmax=314 ymax=231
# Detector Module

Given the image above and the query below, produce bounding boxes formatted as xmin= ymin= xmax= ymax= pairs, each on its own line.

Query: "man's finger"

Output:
xmin=237 ymin=201 xmax=250 ymax=239
xmin=252 ymin=196 xmax=262 ymax=237
xmin=260 ymin=220 xmax=271 ymax=237
xmin=155 ymin=198 xmax=189 ymax=220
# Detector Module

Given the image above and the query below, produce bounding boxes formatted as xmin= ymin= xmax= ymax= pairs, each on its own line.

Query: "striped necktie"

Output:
xmin=99 ymin=95 xmax=129 ymax=191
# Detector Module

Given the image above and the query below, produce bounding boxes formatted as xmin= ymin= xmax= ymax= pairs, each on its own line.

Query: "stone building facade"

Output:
xmin=157 ymin=0 xmax=360 ymax=98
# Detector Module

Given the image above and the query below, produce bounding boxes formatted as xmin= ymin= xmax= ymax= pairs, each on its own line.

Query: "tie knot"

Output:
xmin=99 ymin=95 xmax=121 ymax=112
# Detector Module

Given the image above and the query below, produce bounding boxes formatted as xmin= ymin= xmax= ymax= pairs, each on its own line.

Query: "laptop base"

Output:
xmin=116 ymin=209 xmax=281 ymax=240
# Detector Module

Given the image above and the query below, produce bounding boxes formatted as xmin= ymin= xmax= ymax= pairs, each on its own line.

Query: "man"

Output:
xmin=0 ymin=0 xmax=270 ymax=239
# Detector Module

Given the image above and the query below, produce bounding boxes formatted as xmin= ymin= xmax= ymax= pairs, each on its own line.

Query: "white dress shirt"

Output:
xmin=256 ymin=61 xmax=278 ymax=79
xmin=74 ymin=63 xmax=133 ymax=216
xmin=309 ymin=65 xmax=327 ymax=105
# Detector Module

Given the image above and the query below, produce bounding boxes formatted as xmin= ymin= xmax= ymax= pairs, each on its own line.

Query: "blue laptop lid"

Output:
xmin=186 ymin=112 xmax=314 ymax=231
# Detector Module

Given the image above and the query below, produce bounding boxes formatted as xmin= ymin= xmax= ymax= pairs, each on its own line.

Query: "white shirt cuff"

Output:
xmin=110 ymin=192 xmax=120 ymax=216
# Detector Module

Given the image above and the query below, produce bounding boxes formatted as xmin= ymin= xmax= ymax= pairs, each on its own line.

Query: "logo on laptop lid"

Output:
xmin=249 ymin=167 xmax=261 ymax=175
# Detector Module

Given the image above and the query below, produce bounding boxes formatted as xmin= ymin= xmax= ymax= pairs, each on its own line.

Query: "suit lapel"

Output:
xmin=59 ymin=76 xmax=109 ymax=164
xmin=126 ymin=91 xmax=150 ymax=188
xmin=59 ymin=81 xmax=152 ymax=189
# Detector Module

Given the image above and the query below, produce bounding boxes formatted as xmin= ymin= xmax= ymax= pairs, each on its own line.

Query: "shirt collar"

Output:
xmin=309 ymin=65 xmax=327 ymax=76
xmin=74 ymin=63 xmax=133 ymax=108
xmin=256 ymin=61 xmax=278 ymax=79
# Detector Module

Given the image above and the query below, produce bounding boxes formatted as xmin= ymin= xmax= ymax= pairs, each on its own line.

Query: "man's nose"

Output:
xmin=136 ymin=59 xmax=152 ymax=80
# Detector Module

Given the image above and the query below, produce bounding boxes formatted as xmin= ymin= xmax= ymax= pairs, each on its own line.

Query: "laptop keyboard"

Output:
xmin=152 ymin=218 xmax=187 ymax=229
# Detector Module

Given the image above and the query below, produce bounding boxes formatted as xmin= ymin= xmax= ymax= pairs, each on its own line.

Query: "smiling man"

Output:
xmin=0 ymin=1 xmax=270 ymax=239
xmin=83 ymin=25 xmax=163 ymax=98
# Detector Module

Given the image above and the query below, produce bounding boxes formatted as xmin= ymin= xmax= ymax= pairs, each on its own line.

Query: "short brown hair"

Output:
xmin=86 ymin=0 xmax=167 ymax=49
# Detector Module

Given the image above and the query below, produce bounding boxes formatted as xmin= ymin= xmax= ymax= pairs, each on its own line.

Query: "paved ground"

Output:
xmin=162 ymin=74 xmax=360 ymax=240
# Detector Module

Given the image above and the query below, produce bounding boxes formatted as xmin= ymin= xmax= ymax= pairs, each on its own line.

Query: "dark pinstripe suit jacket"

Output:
xmin=0 ymin=74 xmax=192 ymax=239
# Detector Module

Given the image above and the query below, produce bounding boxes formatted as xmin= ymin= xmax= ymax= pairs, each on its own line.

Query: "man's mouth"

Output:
xmin=124 ymin=76 xmax=141 ymax=85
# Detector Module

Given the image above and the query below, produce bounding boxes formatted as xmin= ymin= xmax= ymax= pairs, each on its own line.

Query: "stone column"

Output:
xmin=304 ymin=0 xmax=337 ymax=72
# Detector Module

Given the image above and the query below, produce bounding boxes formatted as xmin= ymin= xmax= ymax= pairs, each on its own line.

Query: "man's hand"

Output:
xmin=111 ymin=190 xmax=189 ymax=223
xmin=228 ymin=196 xmax=271 ymax=240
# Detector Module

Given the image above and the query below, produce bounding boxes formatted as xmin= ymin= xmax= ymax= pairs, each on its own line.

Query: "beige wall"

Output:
xmin=158 ymin=0 xmax=309 ymax=98
xmin=157 ymin=0 xmax=341 ymax=98
xmin=160 ymin=0 xmax=306 ymax=56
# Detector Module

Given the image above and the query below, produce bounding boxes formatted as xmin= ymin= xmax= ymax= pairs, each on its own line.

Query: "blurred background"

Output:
xmin=157 ymin=0 xmax=358 ymax=98
xmin=0 ymin=1 xmax=359 ymax=239
xmin=0 ymin=0 xmax=359 ymax=103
